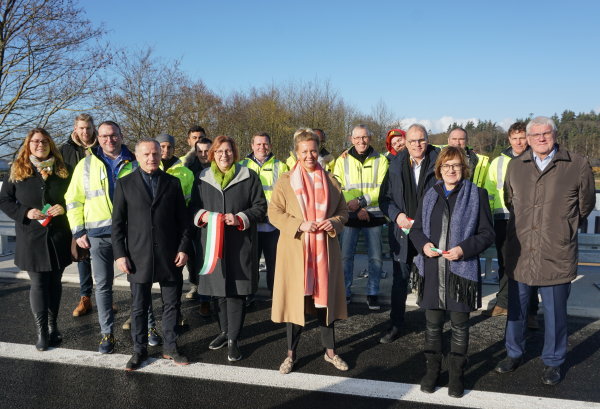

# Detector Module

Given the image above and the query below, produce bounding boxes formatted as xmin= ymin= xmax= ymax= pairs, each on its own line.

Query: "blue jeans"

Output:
xmin=341 ymin=225 xmax=383 ymax=297
xmin=78 ymin=259 xmax=93 ymax=297
xmin=89 ymin=236 xmax=114 ymax=334
xmin=505 ymin=279 xmax=571 ymax=367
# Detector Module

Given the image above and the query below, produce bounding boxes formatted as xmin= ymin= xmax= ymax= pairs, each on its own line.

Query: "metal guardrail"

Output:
xmin=0 ymin=210 xmax=15 ymax=256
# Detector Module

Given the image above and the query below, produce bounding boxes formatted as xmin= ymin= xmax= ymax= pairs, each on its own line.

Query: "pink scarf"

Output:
xmin=290 ymin=162 xmax=329 ymax=307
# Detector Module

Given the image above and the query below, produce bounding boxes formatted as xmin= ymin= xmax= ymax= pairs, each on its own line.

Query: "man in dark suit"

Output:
xmin=112 ymin=138 xmax=191 ymax=371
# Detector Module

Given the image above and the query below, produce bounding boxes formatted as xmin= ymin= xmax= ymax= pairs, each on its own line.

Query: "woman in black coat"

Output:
xmin=409 ymin=146 xmax=494 ymax=398
xmin=190 ymin=135 xmax=267 ymax=362
xmin=0 ymin=128 xmax=72 ymax=351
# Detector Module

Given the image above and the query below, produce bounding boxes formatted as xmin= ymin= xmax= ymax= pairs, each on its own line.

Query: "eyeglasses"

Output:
xmin=351 ymin=136 xmax=369 ymax=141
xmin=527 ymin=131 xmax=554 ymax=140
xmin=30 ymin=139 xmax=49 ymax=146
xmin=214 ymin=149 xmax=233 ymax=156
xmin=98 ymin=134 xmax=120 ymax=140
xmin=406 ymin=139 xmax=427 ymax=146
xmin=441 ymin=164 xmax=462 ymax=172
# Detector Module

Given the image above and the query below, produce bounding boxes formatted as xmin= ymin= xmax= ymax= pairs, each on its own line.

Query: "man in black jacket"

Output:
xmin=59 ymin=114 xmax=97 ymax=317
xmin=112 ymin=138 xmax=191 ymax=371
xmin=379 ymin=124 xmax=439 ymax=343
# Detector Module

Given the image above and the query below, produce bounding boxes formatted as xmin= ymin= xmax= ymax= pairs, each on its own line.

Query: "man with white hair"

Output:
xmin=495 ymin=116 xmax=595 ymax=385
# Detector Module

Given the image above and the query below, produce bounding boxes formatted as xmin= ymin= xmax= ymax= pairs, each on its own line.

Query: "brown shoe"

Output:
xmin=483 ymin=305 xmax=507 ymax=317
xmin=199 ymin=301 xmax=211 ymax=317
xmin=527 ymin=315 xmax=540 ymax=330
xmin=72 ymin=296 xmax=92 ymax=317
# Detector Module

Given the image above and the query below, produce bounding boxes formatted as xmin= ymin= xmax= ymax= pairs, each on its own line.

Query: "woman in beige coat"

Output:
xmin=269 ymin=128 xmax=349 ymax=374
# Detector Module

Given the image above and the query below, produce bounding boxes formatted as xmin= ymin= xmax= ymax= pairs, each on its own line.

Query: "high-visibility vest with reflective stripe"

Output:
xmin=239 ymin=155 xmax=288 ymax=202
xmin=65 ymin=153 xmax=135 ymax=236
xmin=286 ymin=151 xmax=335 ymax=173
xmin=160 ymin=158 xmax=194 ymax=204
xmin=483 ymin=152 xmax=511 ymax=219
xmin=332 ymin=150 xmax=389 ymax=215
xmin=472 ymin=153 xmax=490 ymax=188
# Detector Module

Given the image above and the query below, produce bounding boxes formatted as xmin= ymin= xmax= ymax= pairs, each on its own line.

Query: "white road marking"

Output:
xmin=1 ymin=342 xmax=598 ymax=409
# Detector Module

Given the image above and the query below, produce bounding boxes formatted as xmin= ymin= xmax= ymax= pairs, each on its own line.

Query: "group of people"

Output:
xmin=0 ymin=113 xmax=594 ymax=398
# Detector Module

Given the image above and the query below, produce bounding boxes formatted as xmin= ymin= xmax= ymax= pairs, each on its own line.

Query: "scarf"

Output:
xmin=413 ymin=179 xmax=480 ymax=308
xmin=211 ymin=162 xmax=236 ymax=189
xmin=401 ymin=154 xmax=430 ymax=219
xmin=198 ymin=212 xmax=225 ymax=276
xmin=290 ymin=162 xmax=330 ymax=308
xmin=30 ymin=155 xmax=55 ymax=180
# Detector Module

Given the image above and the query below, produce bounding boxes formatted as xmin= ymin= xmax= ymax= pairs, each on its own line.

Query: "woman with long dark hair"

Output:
xmin=0 ymin=128 xmax=72 ymax=351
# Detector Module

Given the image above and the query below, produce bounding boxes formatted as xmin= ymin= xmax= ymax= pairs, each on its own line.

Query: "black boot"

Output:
xmin=34 ymin=312 xmax=49 ymax=351
xmin=48 ymin=309 xmax=62 ymax=347
xmin=420 ymin=351 xmax=442 ymax=393
xmin=448 ymin=353 xmax=467 ymax=398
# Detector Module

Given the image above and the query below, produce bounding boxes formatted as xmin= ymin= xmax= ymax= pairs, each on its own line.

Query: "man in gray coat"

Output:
xmin=494 ymin=116 xmax=595 ymax=385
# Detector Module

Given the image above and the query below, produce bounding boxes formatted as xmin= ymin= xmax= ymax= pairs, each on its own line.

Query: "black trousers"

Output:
xmin=425 ymin=309 xmax=469 ymax=355
xmin=27 ymin=269 xmax=63 ymax=316
xmin=389 ymin=259 xmax=410 ymax=328
xmin=257 ymin=230 xmax=279 ymax=292
xmin=215 ymin=296 xmax=246 ymax=341
xmin=130 ymin=280 xmax=180 ymax=353
xmin=287 ymin=306 xmax=335 ymax=351
xmin=494 ymin=220 xmax=539 ymax=314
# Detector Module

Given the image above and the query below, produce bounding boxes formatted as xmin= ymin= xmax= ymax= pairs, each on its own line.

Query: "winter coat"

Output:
xmin=409 ymin=183 xmax=494 ymax=312
xmin=190 ymin=164 xmax=267 ymax=296
xmin=269 ymin=172 xmax=349 ymax=326
xmin=0 ymin=167 xmax=72 ymax=272
xmin=111 ymin=169 xmax=191 ymax=284
xmin=504 ymin=145 xmax=595 ymax=286
xmin=59 ymin=133 xmax=96 ymax=169
xmin=379 ymin=145 xmax=439 ymax=263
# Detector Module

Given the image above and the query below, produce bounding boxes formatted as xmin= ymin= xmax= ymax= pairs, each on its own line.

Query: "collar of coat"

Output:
xmin=199 ymin=163 xmax=250 ymax=191
xmin=517 ymin=144 xmax=569 ymax=166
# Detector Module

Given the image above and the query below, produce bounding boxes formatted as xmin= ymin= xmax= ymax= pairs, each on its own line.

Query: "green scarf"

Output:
xmin=211 ymin=162 xmax=236 ymax=189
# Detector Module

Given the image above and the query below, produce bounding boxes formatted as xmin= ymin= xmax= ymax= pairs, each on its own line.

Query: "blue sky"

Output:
xmin=85 ymin=0 xmax=600 ymax=132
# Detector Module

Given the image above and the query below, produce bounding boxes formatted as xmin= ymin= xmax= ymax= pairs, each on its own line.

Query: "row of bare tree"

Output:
xmin=2 ymin=1 xmax=599 ymax=163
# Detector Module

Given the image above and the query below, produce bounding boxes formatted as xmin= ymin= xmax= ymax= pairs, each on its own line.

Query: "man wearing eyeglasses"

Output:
xmin=447 ymin=127 xmax=489 ymax=188
xmin=65 ymin=121 xmax=137 ymax=354
xmin=495 ymin=116 xmax=595 ymax=386
xmin=379 ymin=124 xmax=440 ymax=343
xmin=333 ymin=125 xmax=389 ymax=310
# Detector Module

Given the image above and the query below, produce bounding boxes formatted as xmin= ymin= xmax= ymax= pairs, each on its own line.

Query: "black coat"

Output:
xmin=409 ymin=183 xmax=495 ymax=312
xmin=59 ymin=139 xmax=87 ymax=169
xmin=111 ymin=168 xmax=191 ymax=284
xmin=190 ymin=164 xmax=267 ymax=297
xmin=379 ymin=145 xmax=439 ymax=263
xmin=0 ymin=168 xmax=72 ymax=272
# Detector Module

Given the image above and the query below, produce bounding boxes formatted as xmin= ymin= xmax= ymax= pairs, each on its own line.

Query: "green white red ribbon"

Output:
xmin=199 ymin=212 xmax=224 ymax=275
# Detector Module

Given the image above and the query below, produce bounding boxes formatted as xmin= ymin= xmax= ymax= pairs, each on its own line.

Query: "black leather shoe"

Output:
xmin=541 ymin=365 xmax=561 ymax=385
xmin=379 ymin=326 xmax=401 ymax=344
xmin=227 ymin=340 xmax=242 ymax=362
xmin=494 ymin=356 xmax=522 ymax=374
xmin=209 ymin=332 xmax=228 ymax=350
xmin=125 ymin=350 xmax=148 ymax=371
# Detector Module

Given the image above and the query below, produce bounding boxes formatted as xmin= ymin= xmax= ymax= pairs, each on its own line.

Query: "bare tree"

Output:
xmin=0 ymin=0 xmax=111 ymax=155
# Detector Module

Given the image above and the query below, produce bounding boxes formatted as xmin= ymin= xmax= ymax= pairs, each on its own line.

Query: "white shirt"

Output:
xmin=411 ymin=157 xmax=423 ymax=186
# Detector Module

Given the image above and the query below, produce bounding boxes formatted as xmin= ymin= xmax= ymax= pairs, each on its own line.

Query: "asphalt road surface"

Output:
xmin=1 ymin=278 xmax=599 ymax=409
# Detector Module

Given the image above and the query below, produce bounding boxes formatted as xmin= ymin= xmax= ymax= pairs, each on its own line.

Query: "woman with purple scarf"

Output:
xmin=409 ymin=146 xmax=494 ymax=398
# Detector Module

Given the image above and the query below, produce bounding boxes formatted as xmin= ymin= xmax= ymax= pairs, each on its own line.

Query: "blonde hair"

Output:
xmin=293 ymin=128 xmax=320 ymax=152
xmin=9 ymin=128 xmax=69 ymax=182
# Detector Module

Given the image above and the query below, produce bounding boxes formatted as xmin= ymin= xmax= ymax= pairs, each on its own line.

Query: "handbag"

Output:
xmin=71 ymin=237 xmax=90 ymax=262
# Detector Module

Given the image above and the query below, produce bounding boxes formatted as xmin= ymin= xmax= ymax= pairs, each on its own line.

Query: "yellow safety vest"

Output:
xmin=65 ymin=152 xmax=135 ymax=236
xmin=239 ymin=155 xmax=288 ymax=202
xmin=332 ymin=150 xmax=389 ymax=216
xmin=483 ymin=152 xmax=511 ymax=219
xmin=160 ymin=158 xmax=194 ymax=204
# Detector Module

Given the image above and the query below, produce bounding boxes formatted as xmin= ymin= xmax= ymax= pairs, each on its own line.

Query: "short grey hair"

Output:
xmin=135 ymin=138 xmax=160 ymax=152
xmin=526 ymin=116 xmax=557 ymax=134
xmin=351 ymin=124 xmax=373 ymax=137
xmin=407 ymin=123 xmax=429 ymax=139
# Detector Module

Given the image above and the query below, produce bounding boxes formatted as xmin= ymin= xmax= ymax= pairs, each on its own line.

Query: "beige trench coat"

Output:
xmin=504 ymin=146 xmax=595 ymax=286
xmin=269 ymin=172 xmax=349 ymax=326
